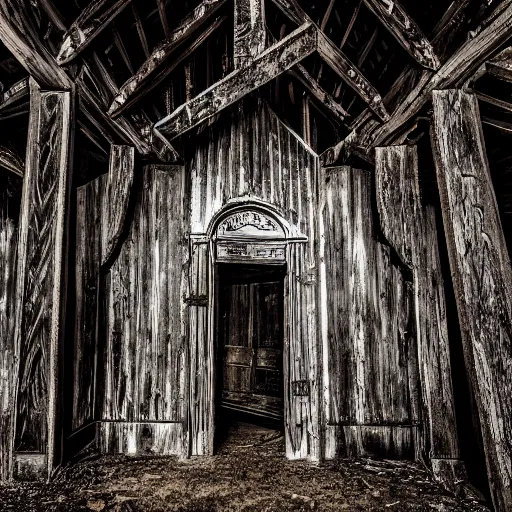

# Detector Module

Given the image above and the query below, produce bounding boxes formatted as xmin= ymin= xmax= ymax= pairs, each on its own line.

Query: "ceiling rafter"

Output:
xmin=271 ymin=0 xmax=389 ymax=120
xmin=288 ymin=63 xmax=350 ymax=122
xmin=362 ymin=0 xmax=440 ymax=70
xmin=108 ymin=0 xmax=227 ymax=118
xmin=156 ymin=0 xmax=171 ymax=37
xmin=486 ymin=46 xmax=512 ymax=83
xmin=362 ymin=0 xmax=512 ymax=148
xmin=57 ymin=0 xmax=133 ymax=65
xmin=154 ymin=22 xmax=318 ymax=140
xmin=317 ymin=31 xmax=389 ymax=121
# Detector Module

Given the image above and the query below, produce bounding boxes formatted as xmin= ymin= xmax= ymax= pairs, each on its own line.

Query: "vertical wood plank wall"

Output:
xmin=12 ymin=81 xmax=73 ymax=478
xmin=0 ymin=191 xmax=18 ymax=480
xmin=319 ymin=166 xmax=418 ymax=459
xmin=186 ymin=97 xmax=321 ymax=459
xmin=101 ymin=165 xmax=189 ymax=456
xmin=375 ymin=145 xmax=462 ymax=484
xmin=74 ymin=177 xmax=105 ymax=431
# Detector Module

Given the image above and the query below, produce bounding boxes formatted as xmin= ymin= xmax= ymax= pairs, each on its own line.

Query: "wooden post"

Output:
xmin=10 ymin=79 xmax=74 ymax=480
xmin=234 ymin=0 xmax=266 ymax=68
xmin=375 ymin=145 xmax=464 ymax=488
xmin=431 ymin=89 xmax=512 ymax=512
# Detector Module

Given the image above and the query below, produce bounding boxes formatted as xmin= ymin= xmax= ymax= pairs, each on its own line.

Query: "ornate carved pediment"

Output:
xmin=217 ymin=210 xmax=285 ymax=239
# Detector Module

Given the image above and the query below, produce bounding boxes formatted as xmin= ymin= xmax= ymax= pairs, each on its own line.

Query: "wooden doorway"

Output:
xmin=216 ymin=264 xmax=286 ymax=429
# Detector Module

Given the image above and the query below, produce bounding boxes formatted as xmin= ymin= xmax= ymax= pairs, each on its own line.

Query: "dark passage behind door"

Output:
xmin=218 ymin=265 xmax=285 ymax=422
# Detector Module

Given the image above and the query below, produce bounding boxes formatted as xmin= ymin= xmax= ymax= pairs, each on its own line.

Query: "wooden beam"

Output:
xmin=271 ymin=0 xmax=387 ymax=119
xmin=288 ymin=64 xmax=350 ymax=122
xmin=101 ymin=145 xmax=135 ymax=266
xmin=365 ymin=0 xmax=512 ymax=147
xmin=234 ymin=0 xmax=266 ymax=68
xmin=0 ymin=147 xmax=24 ymax=177
xmin=486 ymin=46 xmax=512 ymax=82
xmin=154 ymin=22 xmax=318 ymax=140
xmin=317 ymin=31 xmax=389 ymax=121
xmin=57 ymin=0 xmax=133 ymax=65
xmin=375 ymin=144 xmax=463 ymax=488
xmin=431 ymin=89 xmax=512 ymax=512
xmin=363 ymin=0 xmax=440 ymax=70
xmin=0 ymin=0 xmax=71 ymax=89
xmin=157 ymin=0 xmax=171 ymax=38
xmin=0 ymin=78 xmax=29 ymax=113
xmin=108 ymin=1 xmax=227 ymax=117
xmin=11 ymin=79 xmax=73 ymax=479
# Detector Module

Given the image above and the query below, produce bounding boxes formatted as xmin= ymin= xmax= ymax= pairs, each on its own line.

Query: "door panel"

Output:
xmin=219 ymin=266 xmax=284 ymax=420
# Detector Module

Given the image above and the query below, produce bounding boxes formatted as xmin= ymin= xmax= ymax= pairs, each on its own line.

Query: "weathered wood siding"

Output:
xmin=73 ymin=145 xmax=134 ymax=433
xmin=0 ymin=205 xmax=17 ymax=480
xmin=74 ymin=176 xmax=105 ymax=431
xmin=319 ymin=166 xmax=418 ymax=459
xmin=375 ymin=145 xmax=461 ymax=480
xmin=186 ymin=97 xmax=321 ymax=460
xmin=101 ymin=165 xmax=188 ymax=455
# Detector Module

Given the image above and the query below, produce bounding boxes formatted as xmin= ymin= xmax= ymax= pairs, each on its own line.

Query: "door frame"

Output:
xmin=187 ymin=200 xmax=320 ymax=460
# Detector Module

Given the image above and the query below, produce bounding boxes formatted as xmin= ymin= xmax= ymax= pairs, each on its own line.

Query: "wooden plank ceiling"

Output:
xmin=0 ymin=0 xmax=503 ymax=158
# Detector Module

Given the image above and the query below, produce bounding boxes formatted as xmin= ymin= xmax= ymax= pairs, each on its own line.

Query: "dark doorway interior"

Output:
xmin=215 ymin=263 xmax=286 ymax=448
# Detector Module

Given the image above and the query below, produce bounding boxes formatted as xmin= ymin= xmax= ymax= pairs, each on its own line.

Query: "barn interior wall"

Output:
xmin=320 ymin=165 xmax=418 ymax=460
xmin=70 ymin=95 xmax=427 ymax=462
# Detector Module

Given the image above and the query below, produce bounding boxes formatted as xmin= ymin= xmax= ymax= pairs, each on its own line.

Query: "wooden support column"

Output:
xmin=375 ymin=145 xmax=464 ymax=488
xmin=431 ymin=89 xmax=512 ymax=512
xmin=11 ymin=79 xmax=74 ymax=480
xmin=234 ymin=0 xmax=266 ymax=68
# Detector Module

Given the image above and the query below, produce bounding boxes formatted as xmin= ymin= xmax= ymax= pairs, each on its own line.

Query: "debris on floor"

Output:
xmin=0 ymin=423 xmax=491 ymax=511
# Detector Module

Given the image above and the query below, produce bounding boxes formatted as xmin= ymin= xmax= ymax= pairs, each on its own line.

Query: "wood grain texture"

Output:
xmin=57 ymin=0 xmax=133 ymax=65
xmin=0 ymin=213 xmax=17 ymax=481
xmin=234 ymin=0 xmax=266 ymax=68
xmin=103 ymin=165 xmax=189 ymax=459
xmin=186 ymin=97 xmax=321 ymax=460
xmin=12 ymin=80 xmax=73 ymax=477
xmin=73 ymin=177 xmax=105 ymax=431
xmin=101 ymin=145 xmax=135 ymax=266
xmin=363 ymin=0 xmax=512 ymax=148
xmin=98 ymin=422 xmax=184 ymax=456
xmin=363 ymin=0 xmax=439 ymax=70
xmin=325 ymin=425 xmax=416 ymax=460
xmin=316 ymin=31 xmax=389 ymax=122
xmin=0 ymin=0 xmax=71 ymax=89
xmin=432 ymin=89 xmax=512 ymax=512
xmin=375 ymin=145 xmax=461 ymax=482
xmin=154 ymin=23 xmax=317 ymax=140
xmin=108 ymin=0 xmax=227 ymax=117
xmin=319 ymin=166 xmax=417 ymax=460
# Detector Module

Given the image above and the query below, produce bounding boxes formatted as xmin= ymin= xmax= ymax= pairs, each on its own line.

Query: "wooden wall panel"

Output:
xmin=319 ymin=166 xmax=417 ymax=459
xmin=375 ymin=145 xmax=461 ymax=475
xmin=103 ymin=166 xmax=189 ymax=450
xmin=98 ymin=422 xmax=184 ymax=456
xmin=186 ymin=97 xmax=321 ymax=460
xmin=73 ymin=177 xmax=105 ymax=431
xmin=0 ymin=214 xmax=17 ymax=480
xmin=12 ymin=81 xmax=73 ymax=477
xmin=73 ymin=145 xmax=134 ymax=433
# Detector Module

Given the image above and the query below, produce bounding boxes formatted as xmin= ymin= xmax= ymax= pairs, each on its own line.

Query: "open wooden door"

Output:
xmin=217 ymin=264 xmax=285 ymax=422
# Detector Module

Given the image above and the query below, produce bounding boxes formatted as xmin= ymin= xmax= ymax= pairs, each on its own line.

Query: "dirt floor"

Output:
xmin=0 ymin=422 xmax=491 ymax=511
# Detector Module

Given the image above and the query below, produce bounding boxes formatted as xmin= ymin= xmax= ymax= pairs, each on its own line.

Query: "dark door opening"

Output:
xmin=215 ymin=263 xmax=285 ymax=444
